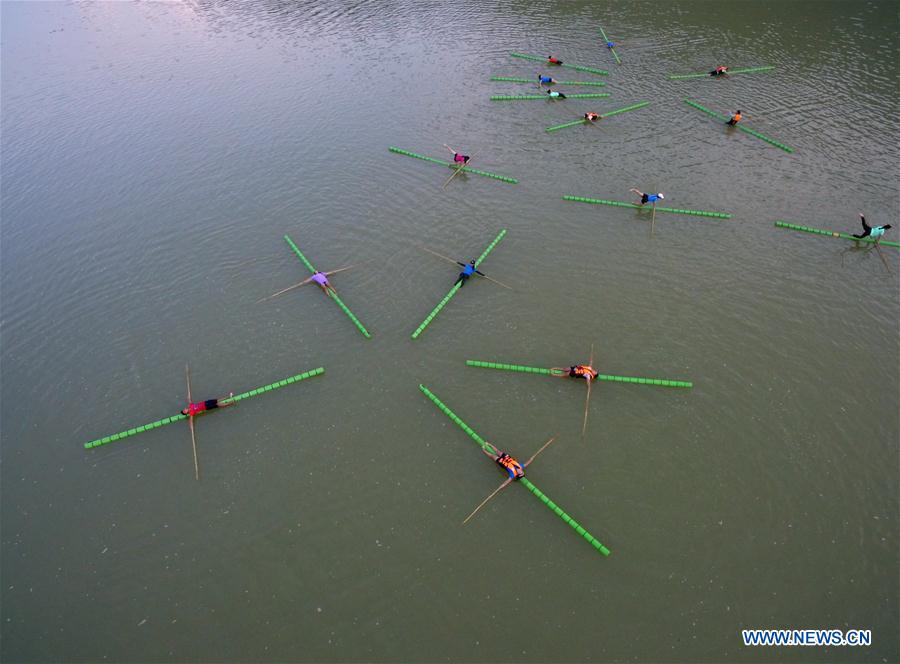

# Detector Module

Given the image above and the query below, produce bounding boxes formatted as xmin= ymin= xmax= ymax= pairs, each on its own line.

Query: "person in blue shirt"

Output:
xmin=852 ymin=212 xmax=892 ymax=242
xmin=630 ymin=188 xmax=665 ymax=205
xmin=454 ymin=259 xmax=484 ymax=287
xmin=537 ymin=74 xmax=558 ymax=85
xmin=605 ymin=41 xmax=616 ymax=49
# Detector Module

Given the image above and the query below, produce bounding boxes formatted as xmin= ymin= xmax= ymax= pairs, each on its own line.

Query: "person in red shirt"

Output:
xmin=182 ymin=392 xmax=235 ymax=417
xmin=547 ymin=55 xmax=563 ymax=65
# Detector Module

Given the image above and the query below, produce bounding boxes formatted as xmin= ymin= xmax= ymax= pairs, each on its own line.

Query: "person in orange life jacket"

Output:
xmin=552 ymin=364 xmax=599 ymax=383
xmin=480 ymin=445 xmax=525 ymax=480
xmin=710 ymin=65 xmax=728 ymax=76
xmin=455 ymin=259 xmax=484 ymax=287
xmin=726 ymin=109 xmax=742 ymax=126
xmin=584 ymin=112 xmax=601 ymax=122
xmin=181 ymin=392 xmax=235 ymax=417
xmin=443 ymin=144 xmax=470 ymax=166
xmin=547 ymin=55 xmax=563 ymax=65
xmin=630 ymin=188 xmax=664 ymax=205
xmin=852 ymin=212 xmax=892 ymax=242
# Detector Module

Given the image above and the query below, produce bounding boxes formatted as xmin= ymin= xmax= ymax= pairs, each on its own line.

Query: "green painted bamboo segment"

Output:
xmin=84 ymin=367 xmax=326 ymax=449
xmin=84 ymin=413 xmax=187 ymax=449
xmin=491 ymin=93 xmax=610 ymax=101
xmin=411 ymin=230 xmax=507 ymax=339
xmin=601 ymin=101 xmax=651 ymax=118
xmin=510 ymin=52 xmax=609 ymax=76
xmin=596 ymin=374 xmax=692 ymax=388
xmin=545 ymin=119 xmax=590 ymax=133
xmin=518 ymin=477 xmax=610 ymax=555
xmin=774 ymin=221 xmax=900 ymax=249
xmin=490 ymin=76 xmax=607 ymax=86
xmin=410 ymin=282 xmax=461 ymax=339
xmin=387 ymin=147 xmax=518 ymax=184
xmin=467 ymin=360 xmax=692 ymax=386
xmin=418 ymin=384 xmax=492 ymax=450
xmin=667 ymin=66 xmax=775 ymax=80
xmin=466 ymin=360 xmax=557 ymax=376
xmin=283 ymin=235 xmax=318 ymax=273
xmin=283 ymin=235 xmax=372 ymax=338
xmin=328 ymin=292 xmax=371 ymax=337
xmin=683 ymin=99 xmax=794 ymax=153
xmin=545 ymin=101 xmax=650 ymax=132
xmin=418 ymin=384 xmax=610 ymax=556
xmin=563 ymin=195 xmax=731 ymax=219
xmin=598 ymin=25 xmax=621 ymax=64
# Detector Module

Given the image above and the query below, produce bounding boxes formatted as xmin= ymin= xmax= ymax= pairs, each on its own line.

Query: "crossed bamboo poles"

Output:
xmin=83 ymin=367 xmax=326 ymax=479
xmin=467 ymin=349 xmax=693 ymax=436
xmin=260 ymin=236 xmax=371 ymax=338
xmin=419 ymin=384 xmax=611 ymax=556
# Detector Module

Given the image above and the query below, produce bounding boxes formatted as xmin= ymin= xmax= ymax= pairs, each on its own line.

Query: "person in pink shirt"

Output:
xmin=443 ymin=144 xmax=470 ymax=166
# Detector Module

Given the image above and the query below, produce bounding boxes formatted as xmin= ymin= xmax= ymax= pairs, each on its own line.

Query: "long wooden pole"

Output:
xmin=186 ymin=364 xmax=200 ymax=481
xmin=443 ymin=152 xmax=478 ymax=188
xmin=420 ymin=246 xmax=513 ymax=290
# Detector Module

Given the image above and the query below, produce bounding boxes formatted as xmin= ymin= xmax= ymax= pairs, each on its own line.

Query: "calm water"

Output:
xmin=2 ymin=1 xmax=898 ymax=662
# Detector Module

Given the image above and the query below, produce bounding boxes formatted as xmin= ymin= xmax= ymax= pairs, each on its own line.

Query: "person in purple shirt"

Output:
xmin=310 ymin=271 xmax=338 ymax=296
xmin=630 ymin=188 xmax=665 ymax=205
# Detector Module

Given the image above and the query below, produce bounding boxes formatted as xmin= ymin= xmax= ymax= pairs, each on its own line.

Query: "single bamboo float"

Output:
xmin=418 ymin=384 xmax=610 ymax=556
xmin=411 ymin=230 xmax=507 ymax=339
xmin=667 ymin=66 xmax=775 ymax=80
xmin=545 ymin=101 xmax=650 ymax=132
xmin=683 ymin=99 xmax=794 ymax=153
xmin=282 ymin=236 xmax=371 ymax=338
xmin=490 ymin=76 xmax=606 ymax=86
xmin=563 ymin=195 xmax=731 ymax=219
xmin=491 ymin=93 xmax=611 ymax=101
xmin=83 ymin=368 xmax=326 ymax=449
xmin=598 ymin=25 xmax=621 ymax=64
xmin=388 ymin=147 xmax=517 ymax=184
xmin=774 ymin=221 xmax=900 ymax=249
xmin=466 ymin=360 xmax=693 ymax=387
xmin=510 ymin=52 xmax=608 ymax=76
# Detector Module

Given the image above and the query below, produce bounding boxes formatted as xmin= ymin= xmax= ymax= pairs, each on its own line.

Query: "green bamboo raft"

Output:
xmin=598 ymin=24 xmax=621 ymax=64
xmin=411 ymin=230 xmax=507 ymax=339
xmin=510 ymin=52 xmax=608 ymax=76
xmin=667 ymin=66 xmax=775 ymax=80
xmin=491 ymin=93 xmax=611 ymax=101
xmin=490 ymin=76 xmax=607 ymax=87
xmin=545 ymin=101 xmax=650 ymax=133
xmin=563 ymin=195 xmax=731 ymax=219
xmin=283 ymin=236 xmax=371 ymax=338
xmin=419 ymin=384 xmax=610 ymax=556
xmin=83 ymin=367 xmax=326 ymax=449
xmin=388 ymin=147 xmax=517 ymax=184
xmin=775 ymin=221 xmax=900 ymax=249
xmin=683 ymin=99 xmax=794 ymax=153
xmin=466 ymin=361 xmax=693 ymax=388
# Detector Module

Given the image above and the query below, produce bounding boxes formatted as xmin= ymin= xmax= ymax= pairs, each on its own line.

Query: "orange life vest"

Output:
xmin=496 ymin=453 xmax=524 ymax=479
